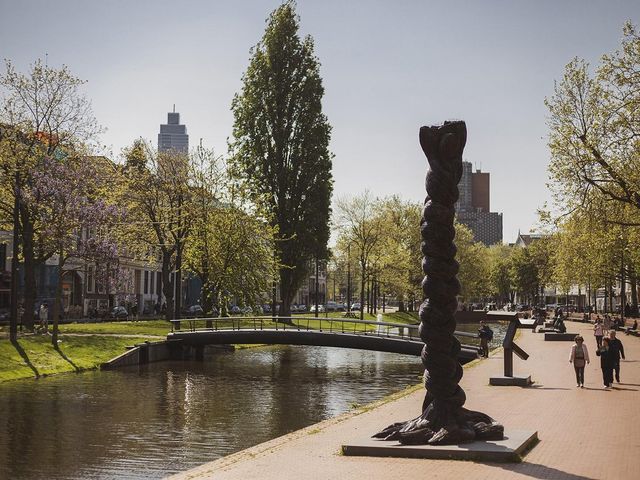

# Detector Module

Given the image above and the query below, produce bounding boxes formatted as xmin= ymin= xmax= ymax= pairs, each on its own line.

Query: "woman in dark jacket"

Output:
xmin=596 ymin=337 xmax=615 ymax=389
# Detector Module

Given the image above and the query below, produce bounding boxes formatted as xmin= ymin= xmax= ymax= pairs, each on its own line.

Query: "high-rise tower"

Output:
xmin=158 ymin=107 xmax=189 ymax=153
xmin=455 ymin=161 xmax=503 ymax=246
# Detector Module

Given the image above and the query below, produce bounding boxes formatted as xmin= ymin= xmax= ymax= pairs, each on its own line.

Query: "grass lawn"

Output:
xmin=58 ymin=319 xmax=172 ymax=336
xmin=0 ymin=335 xmax=150 ymax=382
xmin=0 ymin=312 xmax=421 ymax=383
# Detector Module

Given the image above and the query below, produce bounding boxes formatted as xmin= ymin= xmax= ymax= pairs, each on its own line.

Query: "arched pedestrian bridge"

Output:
xmin=167 ymin=316 xmax=481 ymax=364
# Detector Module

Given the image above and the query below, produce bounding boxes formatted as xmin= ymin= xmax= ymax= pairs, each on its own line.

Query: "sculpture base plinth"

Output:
xmin=544 ymin=333 xmax=578 ymax=341
xmin=342 ymin=429 xmax=538 ymax=463
xmin=489 ymin=375 xmax=532 ymax=387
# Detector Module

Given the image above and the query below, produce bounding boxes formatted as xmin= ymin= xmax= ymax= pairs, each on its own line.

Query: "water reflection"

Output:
xmin=0 ymin=346 xmax=422 ymax=479
xmin=0 ymin=323 xmax=505 ymax=479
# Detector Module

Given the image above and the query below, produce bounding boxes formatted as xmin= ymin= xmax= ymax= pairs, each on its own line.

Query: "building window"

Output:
xmin=144 ymin=271 xmax=149 ymax=294
xmin=87 ymin=266 xmax=94 ymax=293
xmin=0 ymin=243 xmax=6 ymax=271
xmin=150 ymin=271 xmax=155 ymax=295
xmin=157 ymin=272 xmax=162 ymax=296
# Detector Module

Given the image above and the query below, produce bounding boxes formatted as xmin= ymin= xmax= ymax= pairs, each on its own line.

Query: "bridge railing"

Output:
xmin=168 ymin=316 xmax=479 ymax=345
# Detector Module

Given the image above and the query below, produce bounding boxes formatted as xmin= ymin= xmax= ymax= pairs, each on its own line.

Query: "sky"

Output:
xmin=1 ymin=0 xmax=638 ymax=243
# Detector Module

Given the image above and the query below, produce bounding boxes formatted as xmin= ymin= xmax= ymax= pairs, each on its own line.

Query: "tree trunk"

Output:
xmin=620 ymin=259 xmax=626 ymax=321
xmin=161 ymin=251 xmax=174 ymax=322
xmin=51 ymin=253 xmax=64 ymax=348
xmin=278 ymin=267 xmax=294 ymax=322
xmin=20 ymin=213 xmax=38 ymax=331
xmin=360 ymin=260 xmax=366 ymax=320
xmin=175 ymin=245 xmax=183 ymax=321
xmin=630 ymin=268 xmax=638 ymax=317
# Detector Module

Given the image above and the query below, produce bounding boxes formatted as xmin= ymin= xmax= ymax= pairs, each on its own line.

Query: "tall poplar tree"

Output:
xmin=229 ymin=2 xmax=333 ymax=317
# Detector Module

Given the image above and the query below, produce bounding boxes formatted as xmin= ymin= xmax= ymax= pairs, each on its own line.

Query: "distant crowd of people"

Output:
xmin=569 ymin=316 xmax=626 ymax=389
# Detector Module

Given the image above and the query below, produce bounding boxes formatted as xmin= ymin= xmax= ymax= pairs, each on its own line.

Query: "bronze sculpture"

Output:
xmin=374 ymin=121 xmax=504 ymax=445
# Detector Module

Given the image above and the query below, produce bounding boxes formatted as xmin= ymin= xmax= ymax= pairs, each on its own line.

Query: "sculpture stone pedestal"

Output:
xmin=343 ymin=430 xmax=538 ymax=462
xmin=489 ymin=375 xmax=532 ymax=387
xmin=544 ymin=333 xmax=578 ymax=341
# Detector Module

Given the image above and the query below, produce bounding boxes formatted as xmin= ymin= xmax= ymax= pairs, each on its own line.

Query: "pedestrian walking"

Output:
xmin=594 ymin=317 xmax=604 ymax=349
xmin=478 ymin=321 xmax=493 ymax=358
xmin=596 ymin=337 xmax=615 ymax=389
xmin=603 ymin=314 xmax=611 ymax=335
xmin=569 ymin=335 xmax=589 ymax=387
xmin=607 ymin=330 xmax=626 ymax=383
xmin=38 ymin=303 xmax=49 ymax=334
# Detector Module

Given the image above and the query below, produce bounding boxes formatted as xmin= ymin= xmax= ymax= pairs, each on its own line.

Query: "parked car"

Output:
xmin=241 ymin=306 xmax=253 ymax=315
xmin=309 ymin=304 xmax=325 ymax=313
xmin=229 ymin=305 xmax=242 ymax=315
xmin=351 ymin=302 xmax=362 ymax=311
xmin=109 ymin=306 xmax=129 ymax=320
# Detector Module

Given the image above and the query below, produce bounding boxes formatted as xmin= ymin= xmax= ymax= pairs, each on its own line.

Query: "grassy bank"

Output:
xmin=0 ymin=335 xmax=150 ymax=382
xmin=0 ymin=312 xmax=419 ymax=383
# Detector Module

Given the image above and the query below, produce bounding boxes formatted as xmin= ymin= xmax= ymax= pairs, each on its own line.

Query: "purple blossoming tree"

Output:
xmin=24 ymin=155 xmax=123 ymax=347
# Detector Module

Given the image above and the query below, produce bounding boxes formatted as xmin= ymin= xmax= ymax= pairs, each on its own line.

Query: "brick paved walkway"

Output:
xmin=170 ymin=321 xmax=640 ymax=480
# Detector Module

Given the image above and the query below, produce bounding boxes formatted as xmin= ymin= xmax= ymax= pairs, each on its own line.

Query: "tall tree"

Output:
xmin=454 ymin=222 xmax=490 ymax=302
xmin=375 ymin=196 xmax=422 ymax=312
xmin=25 ymin=155 xmax=122 ymax=346
xmin=122 ymin=141 xmax=192 ymax=321
xmin=546 ymin=23 xmax=640 ymax=218
xmin=336 ymin=191 xmax=383 ymax=319
xmin=0 ymin=59 xmax=100 ymax=337
xmin=229 ymin=2 xmax=333 ymax=318
xmin=185 ymin=147 xmax=276 ymax=316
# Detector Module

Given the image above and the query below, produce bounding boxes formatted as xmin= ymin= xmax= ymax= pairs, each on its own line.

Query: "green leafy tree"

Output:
xmin=185 ymin=148 xmax=276 ymax=316
xmin=0 ymin=59 xmax=100 ymax=337
xmin=455 ymin=222 xmax=490 ymax=302
xmin=229 ymin=2 xmax=333 ymax=318
xmin=546 ymin=22 xmax=640 ymax=218
xmin=509 ymin=247 xmax=539 ymax=305
xmin=336 ymin=191 xmax=383 ymax=319
xmin=375 ymin=197 xmax=422 ymax=312
xmin=487 ymin=244 xmax=513 ymax=306
xmin=122 ymin=141 xmax=192 ymax=321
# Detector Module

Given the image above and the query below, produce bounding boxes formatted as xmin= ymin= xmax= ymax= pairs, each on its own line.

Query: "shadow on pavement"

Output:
xmin=527 ymin=385 xmax=571 ymax=391
xmin=497 ymin=462 xmax=598 ymax=480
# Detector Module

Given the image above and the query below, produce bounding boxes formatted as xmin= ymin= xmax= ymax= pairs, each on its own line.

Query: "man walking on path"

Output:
xmin=478 ymin=321 xmax=493 ymax=358
xmin=608 ymin=330 xmax=626 ymax=383
xmin=39 ymin=303 xmax=49 ymax=334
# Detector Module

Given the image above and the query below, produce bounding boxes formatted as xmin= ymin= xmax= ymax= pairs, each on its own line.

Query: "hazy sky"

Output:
xmin=1 ymin=0 xmax=638 ymax=243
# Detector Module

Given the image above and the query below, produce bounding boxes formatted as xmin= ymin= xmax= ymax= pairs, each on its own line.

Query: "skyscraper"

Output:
xmin=158 ymin=107 xmax=189 ymax=153
xmin=455 ymin=161 xmax=503 ymax=246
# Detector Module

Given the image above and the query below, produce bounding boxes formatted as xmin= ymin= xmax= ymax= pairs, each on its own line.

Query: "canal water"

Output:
xmin=0 ymin=323 xmax=506 ymax=479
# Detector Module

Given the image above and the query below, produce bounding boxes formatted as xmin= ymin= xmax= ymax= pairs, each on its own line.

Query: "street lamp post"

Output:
xmin=347 ymin=243 xmax=351 ymax=313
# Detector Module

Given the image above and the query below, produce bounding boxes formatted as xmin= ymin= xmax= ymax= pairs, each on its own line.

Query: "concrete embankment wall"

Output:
xmin=101 ymin=340 xmax=234 ymax=370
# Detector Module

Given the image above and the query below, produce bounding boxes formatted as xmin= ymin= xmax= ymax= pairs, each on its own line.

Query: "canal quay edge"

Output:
xmin=100 ymin=340 xmax=236 ymax=369
xmin=168 ymin=322 xmax=640 ymax=480
xmin=166 ymin=354 xmax=492 ymax=480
